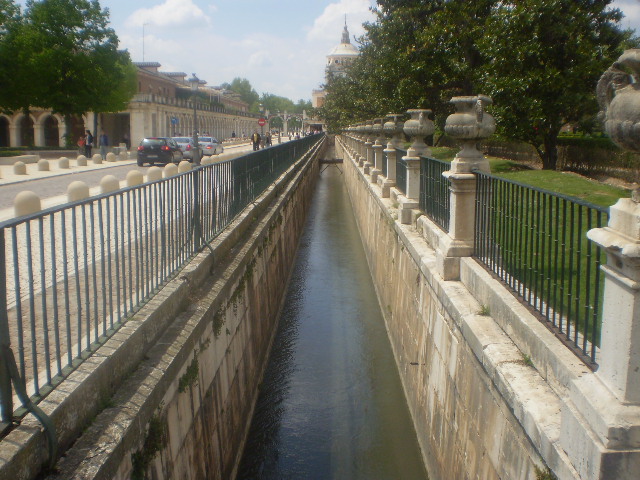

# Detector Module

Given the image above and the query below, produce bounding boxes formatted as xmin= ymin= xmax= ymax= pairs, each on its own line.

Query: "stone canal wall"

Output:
xmin=336 ymin=137 xmax=592 ymax=480
xmin=44 ymin=139 xmax=325 ymax=479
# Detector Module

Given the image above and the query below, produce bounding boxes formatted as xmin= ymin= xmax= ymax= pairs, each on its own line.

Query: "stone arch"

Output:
xmin=0 ymin=114 xmax=10 ymax=147
xmin=42 ymin=114 xmax=60 ymax=146
xmin=16 ymin=113 xmax=35 ymax=146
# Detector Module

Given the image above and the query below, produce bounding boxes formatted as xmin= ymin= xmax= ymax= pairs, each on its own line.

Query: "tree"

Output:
xmin=0 ymin=0 xmax=136 ymax=134
xmin=224 ymin=77 xmax=260 ymax=110
xmin=479 ymin=0 xmax=626 ymax=169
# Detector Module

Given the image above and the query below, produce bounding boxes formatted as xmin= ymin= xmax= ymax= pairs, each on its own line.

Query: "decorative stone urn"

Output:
xmin=444 ymin=95 xmax=495 ymax=173
xmin=403 ymin=109 xmax=434 ymax=157
xmin=383 ymin=114 xmax=404 ymax=148
xmin=597 ymin=49 xmax=640 ymax=201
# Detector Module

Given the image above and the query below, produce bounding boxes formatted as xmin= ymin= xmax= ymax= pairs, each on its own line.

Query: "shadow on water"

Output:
xmin=237 ymin=161 xmax=428 ymax=480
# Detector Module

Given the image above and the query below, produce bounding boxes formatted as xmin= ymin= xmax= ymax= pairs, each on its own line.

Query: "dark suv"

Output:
xmin=137 ymin=137 xmax=184 ymax=166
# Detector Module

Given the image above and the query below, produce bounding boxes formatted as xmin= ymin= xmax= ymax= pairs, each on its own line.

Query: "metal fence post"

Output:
xmin=0 ymin=229 xmax=13 ymax=425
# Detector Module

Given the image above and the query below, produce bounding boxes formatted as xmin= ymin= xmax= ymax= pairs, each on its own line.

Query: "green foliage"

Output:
xmin=478 ymin=305 xmax=490 ymax=316
xmin=478 ymin=0 xmax=625 ymax=170
xmin=535 ymin=466 xmax=558 ymax=480
xmin=178 ymin=354 xmax=199 ymax=393
xmin=131 ymin=414 xmax=167 ymax=480
xmin=0 ymin=0 xmax=136 ymax=119
xmin=522 ymin=353 xmax=534 ymax=368
xmin=322 ymin=0 xmax=627 ymax=171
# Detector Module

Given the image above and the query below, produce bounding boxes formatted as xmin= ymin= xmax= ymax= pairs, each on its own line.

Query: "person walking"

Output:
xmin=85 ymin=130 xmax=94 ymax=157
xmin=77 ymin=134 xmax=85 ymax=155
xmin=99 ymin=131 xmax=109 ymax=160
xmin=251 ymin=131 xmax=261 ymax=151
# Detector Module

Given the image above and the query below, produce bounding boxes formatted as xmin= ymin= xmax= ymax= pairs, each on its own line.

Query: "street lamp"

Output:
xmin=259 ymin=103 xmax=265 ymax=137
xmin=188 ymin=73 xmax=201 ymax=165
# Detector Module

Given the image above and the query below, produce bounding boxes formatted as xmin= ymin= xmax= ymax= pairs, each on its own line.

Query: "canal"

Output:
xmin=237 ymin=158 xmax=428 ymax=479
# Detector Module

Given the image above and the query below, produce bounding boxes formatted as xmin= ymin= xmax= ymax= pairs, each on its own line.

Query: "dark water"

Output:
xmin=237 ymin=163 xmax=428 ymax=480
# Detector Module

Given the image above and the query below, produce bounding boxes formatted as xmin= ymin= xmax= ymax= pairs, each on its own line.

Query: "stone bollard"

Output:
xmin=76 ymin=155 xmax=87 ymax=166
xmin=146 ymin=166 xmax=162 ymax=182
xmin=13 ymin=161 xmax=27 ymax=175
xmin=178 ymin=160 xmax=192 ymax=173
xmin=100 ymin=175 xmax=120 ymax=193
xmin=164 ymin=163 xmax=178 ymax=177
xmin=14 ymin=191 xmax=41 ymax=217
xmin=201 ymin=156 xmax=212 ymax=165
xmin=67 ymin=180 xmax=90 ymax=202
xmin=58 ymin=157 xmax=70 ymax=169
xmin=126 ymin=170 xmax=144 ymax=186
xmin=106 ymin=152 xmax=116 ymax=162
xmin=92 ymin=154 xmax=103 ymax=164
xmin=37 ymin=159 xmax=50 ymax=171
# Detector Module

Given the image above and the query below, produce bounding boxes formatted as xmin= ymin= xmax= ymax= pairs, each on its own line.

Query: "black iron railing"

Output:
xmin=419 ymin=156 xmax=450 ymax=232
xmin=474 ymin=172 xmax=607 ymax=365
xmin=0 ymin=134 xmax=324 ymax=419
xmin=395 ymin=148 xmax=407 ymax=195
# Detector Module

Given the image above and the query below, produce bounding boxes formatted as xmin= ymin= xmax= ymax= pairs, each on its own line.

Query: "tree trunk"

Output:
xmin=542 ymin=135 xmax=558 ymax=170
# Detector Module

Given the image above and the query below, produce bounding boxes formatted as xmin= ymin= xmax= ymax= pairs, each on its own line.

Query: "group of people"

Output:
xmin=77 ymin=131 xmax=130 ymax=158
xmin=251 ymin=131 xmax=273 ymax=151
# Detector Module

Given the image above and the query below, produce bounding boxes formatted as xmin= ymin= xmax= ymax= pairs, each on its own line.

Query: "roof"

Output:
xmin=328 ymin=42 xmax=359 ymax=57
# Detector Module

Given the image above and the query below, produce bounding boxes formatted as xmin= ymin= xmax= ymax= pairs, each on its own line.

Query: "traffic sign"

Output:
xmin=258 ymin=118 xmax=267 ymax=126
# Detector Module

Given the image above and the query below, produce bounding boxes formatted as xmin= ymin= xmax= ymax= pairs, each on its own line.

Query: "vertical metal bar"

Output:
xmin=25 ymin=222 xmax=39 ymax=395
xmin=0 ymin=229 xmax=14 ymax=421
xmin=38 ymin=217 xmax=52 ymax=385
xmin=98 ymin=201 xmax=107 ymax=336
xmin=106 ymin=198 xmax=114 ymax=329
xmin=81 ymin=205 xmax=91 ymax=350
xmin=49 ymin=215 xmax=62 ymax=377
xmin=89 ymin=203 xmax=98 ymax=345
xmin=61 ymin=213 xmax=71 ymax=366
xmin=566 ymin=203 xmax=575 ymax=343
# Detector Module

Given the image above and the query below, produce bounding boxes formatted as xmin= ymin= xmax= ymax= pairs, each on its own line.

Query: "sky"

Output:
xmin=13 ymin=0 xmax=640 ymax=103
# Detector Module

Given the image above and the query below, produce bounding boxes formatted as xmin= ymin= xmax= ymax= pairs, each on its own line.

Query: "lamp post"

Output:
xmin=188 ymin=73 xmax=201 ymax=166
xmin=259 ymin=103 xmax=265 ymax=137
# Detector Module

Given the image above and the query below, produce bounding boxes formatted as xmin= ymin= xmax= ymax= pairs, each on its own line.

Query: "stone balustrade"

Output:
xmin=340 ymin=79 xmax=640 ymax=478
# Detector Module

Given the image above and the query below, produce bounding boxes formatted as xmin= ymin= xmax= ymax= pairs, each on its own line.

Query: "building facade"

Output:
xmin=0 ymin=62 xmax=258 ymax=149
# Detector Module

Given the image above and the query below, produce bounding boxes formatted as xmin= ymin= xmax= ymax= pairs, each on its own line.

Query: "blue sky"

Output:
xmin=13 ymin=0 xmax=640 ymax=103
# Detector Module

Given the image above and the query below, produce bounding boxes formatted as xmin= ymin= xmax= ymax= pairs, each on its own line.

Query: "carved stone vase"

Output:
xmin=444 ymin=95 xmax=495 ymax=173
xmin=598 ymin=49 xmax=640 ymax=153
xmin=403 ymin=109 xmax=434 ymax=157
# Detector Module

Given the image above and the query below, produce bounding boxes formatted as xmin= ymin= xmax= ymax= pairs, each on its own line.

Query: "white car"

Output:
xmin=198 ymin=136 xmax=224 ymax=155
xmin=171 ymin=136 xmax=196 ymax=160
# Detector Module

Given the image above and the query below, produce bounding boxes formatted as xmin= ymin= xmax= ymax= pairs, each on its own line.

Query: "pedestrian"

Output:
xmin=231 ymin=131 xmax=236 ymax=138
xmin=85 ymin=130 xmax=94 ymax=157
xmin=251 ymin=131 xmax=261 ymax=151
xmin=77 ymin=134 xmax=85 ymax=155
xmin=99 ymin=131 xmax=109 ymax=160
xmin=265 ymin=132 xmax=272 ymax=147
xmin=123 ymin=132 xmax=130 ymax=150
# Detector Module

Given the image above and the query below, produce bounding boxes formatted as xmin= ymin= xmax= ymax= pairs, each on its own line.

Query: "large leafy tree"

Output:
xmin=478 ymin=0 xmax=625 ymax=169
xmin=222 ymin=77 xmax=260 ymax=110
xmin=321 ymin=0 xmax=627 ymax=169
xmin=0 ymin=0 xmax=136 ymax=131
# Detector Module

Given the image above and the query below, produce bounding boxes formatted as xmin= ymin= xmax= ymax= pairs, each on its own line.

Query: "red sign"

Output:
xmin=258 ymin=118 xmax=267 ymax=126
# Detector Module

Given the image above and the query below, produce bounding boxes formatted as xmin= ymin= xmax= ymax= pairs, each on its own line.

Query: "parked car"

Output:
xmin=172 ymin=136 xmax=196 ymax=161
xmin=198 ymin=136 xmax=224 ymax=155
xmin=137 ymin=137 xmax=183 ymax=166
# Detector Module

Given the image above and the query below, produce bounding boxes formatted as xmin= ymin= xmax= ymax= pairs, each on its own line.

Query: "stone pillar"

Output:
xmin=380 ymin=114 xmax=403 ymax=197
xmin=399 ymin=109 xmax=434 ymax=224
xmin=438 ymin=95 xmax=495 ymax=280
xmin=363 ymin=121 xmax=374 ymax=174
xmin=33 ymin=121 xmax=45 ymax=147
xmin=371 ymin=119 xmax=384 ymax=184
xmin=588 ymin=198 xmax=640 ymax=403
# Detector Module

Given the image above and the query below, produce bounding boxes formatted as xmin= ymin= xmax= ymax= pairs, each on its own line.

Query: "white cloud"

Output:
xmin=307 ymin=0 xmax=375 ymax=43
xmin=125 ymin=0 xmax=211 ymax=28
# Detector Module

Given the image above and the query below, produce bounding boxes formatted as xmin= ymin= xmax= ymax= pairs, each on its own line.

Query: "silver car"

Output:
xmin=172 ymin=136 xmax=196 ymax=160
xmin=198 ymin=136 xmax=224 ymax=155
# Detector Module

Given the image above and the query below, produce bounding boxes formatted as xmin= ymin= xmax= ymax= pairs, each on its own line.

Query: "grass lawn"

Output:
xmin=429 ymin=146 xmax=629 ymax=208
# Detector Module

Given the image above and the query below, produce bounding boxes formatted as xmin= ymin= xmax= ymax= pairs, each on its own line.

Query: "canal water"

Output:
xmin=237 ymin=160 xmax=428 ymax=479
